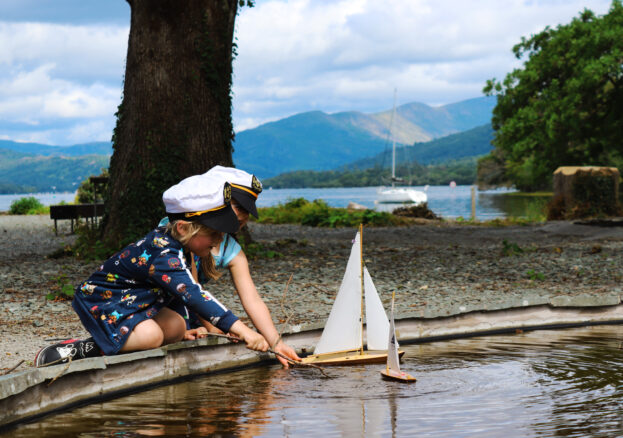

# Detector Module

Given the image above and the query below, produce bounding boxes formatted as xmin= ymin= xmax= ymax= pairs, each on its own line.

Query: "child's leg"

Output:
xmin=120 ymin=307 xmax=186 ymax=352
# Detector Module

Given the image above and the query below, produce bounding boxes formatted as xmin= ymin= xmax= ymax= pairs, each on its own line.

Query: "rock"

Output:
xmin=347 ymin=202 xmax=367 ymax=210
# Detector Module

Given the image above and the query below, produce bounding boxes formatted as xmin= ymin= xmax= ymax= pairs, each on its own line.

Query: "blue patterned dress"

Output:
xmin=72 ymin=227 xmax=239 ymax=355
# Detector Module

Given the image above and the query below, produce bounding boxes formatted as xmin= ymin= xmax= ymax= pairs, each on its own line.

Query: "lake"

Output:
xmin=0 ymin=186 xmax=548 ymax=219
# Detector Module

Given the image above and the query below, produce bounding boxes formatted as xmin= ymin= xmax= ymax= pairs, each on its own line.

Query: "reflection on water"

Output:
xmin=8 ymin=325 xmax=623 ymax=437
xmin=478 ymin=192 xmax=551 ymax=219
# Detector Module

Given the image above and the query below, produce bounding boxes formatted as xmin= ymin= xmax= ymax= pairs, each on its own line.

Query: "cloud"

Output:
xmin=0 ymin=0 xmax=614 ymax=144
xmin=232 ymin=0 xmax=612 ymax=129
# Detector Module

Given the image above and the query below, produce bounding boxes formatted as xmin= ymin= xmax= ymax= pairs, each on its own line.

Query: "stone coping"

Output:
xmin=2 ymin=299 xmax=623 ymax=430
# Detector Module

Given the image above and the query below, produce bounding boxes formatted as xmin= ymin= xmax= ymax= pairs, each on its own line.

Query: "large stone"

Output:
xmin=552 ymin=166 xmax=620 ymax=218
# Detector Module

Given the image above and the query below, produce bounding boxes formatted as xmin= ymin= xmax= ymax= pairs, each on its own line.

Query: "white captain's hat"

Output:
xmin=205 ymin=166 xmax=263 ymax=218
xmin=162 ymin=173 xmax=239 ymax=234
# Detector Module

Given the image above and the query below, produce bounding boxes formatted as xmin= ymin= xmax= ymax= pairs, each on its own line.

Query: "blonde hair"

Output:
xmin=166 ymin=220 xmax=222 ymax=280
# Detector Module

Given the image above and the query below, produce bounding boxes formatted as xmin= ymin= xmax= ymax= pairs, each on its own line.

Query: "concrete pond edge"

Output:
xmin=2 ymin=299 xmax=623 ymax=430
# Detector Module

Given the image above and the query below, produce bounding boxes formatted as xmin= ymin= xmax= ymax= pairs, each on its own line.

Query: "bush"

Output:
xmin=256 ymin=197 xmax=402 ymax=227
xmin=9 ymin=196 xmax=48 ymax=215
xmin=75 ymin=169 xmax=109 ymax=203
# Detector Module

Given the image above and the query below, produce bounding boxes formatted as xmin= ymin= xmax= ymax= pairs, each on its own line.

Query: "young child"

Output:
xmin=163 ymin=166 xmax=301 ymax=368
xmin=35 ymin=173 xmax=268 ymax=366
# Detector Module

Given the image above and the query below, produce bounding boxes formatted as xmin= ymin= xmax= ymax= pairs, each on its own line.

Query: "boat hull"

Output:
xmin=376 ymin=188 xmax=427 ymax=205
xmin=301 ymin=349 xmax=404 ymax=366
xmin=380 ymin=368 xmax=416 ymax=382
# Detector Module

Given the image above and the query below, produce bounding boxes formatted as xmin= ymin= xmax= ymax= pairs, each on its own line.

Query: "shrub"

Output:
xmin=256 ymin=197 xmax=401 ymax=227
xmin=9 ymin=197 xmax=47 ymax=215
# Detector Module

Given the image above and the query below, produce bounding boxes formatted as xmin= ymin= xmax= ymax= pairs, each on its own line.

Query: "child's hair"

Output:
xmin=166 ymin=220 xmax=222 ymax=280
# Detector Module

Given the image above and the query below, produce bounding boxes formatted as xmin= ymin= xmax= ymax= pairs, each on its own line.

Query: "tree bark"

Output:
xmin=103 ymin=0 xmax=238 ymax=246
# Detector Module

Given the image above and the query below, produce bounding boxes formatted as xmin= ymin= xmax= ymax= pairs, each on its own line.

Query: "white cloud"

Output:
xmin=0 ymin=0 xmax=614 ymax=143
xmin=232 ymin=0 xmax=612 ymax=130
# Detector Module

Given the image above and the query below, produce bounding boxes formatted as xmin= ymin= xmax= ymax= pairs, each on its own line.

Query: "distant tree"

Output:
xmin=103 ymin=0 xmax=252 ymax=246
xmin=482 ymin=1 xmax=623 ymax=191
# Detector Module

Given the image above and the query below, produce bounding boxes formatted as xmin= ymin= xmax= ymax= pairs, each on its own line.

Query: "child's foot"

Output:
xmin=34 ymin=338 xmax=102 ymax=367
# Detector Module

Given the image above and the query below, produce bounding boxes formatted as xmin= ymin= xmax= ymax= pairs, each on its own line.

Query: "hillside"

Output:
xmin=0 ymin=96 xmax=494 ymax=191
xmin=0 ymin=140 xmax=112 ymax=156
xmin=0 ymin=148 xmax=110 ymax=194
xmin=233 ymin=96 xmax=495 ymax=178
xmin=346 ymin=123 xmax=494 ymax=169
xmin=263 ymin=156 xmax=479 ymax=188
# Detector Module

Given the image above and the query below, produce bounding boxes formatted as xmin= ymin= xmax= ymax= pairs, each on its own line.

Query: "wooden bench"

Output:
xmin=50 ymin=203 xmax=105 ymax=235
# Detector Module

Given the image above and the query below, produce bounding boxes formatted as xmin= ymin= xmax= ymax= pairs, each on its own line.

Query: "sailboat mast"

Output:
xmin=391 ymin=89 xmax=397 ymax=188
xmin=359 ymin=223 xmax=365 ymax=355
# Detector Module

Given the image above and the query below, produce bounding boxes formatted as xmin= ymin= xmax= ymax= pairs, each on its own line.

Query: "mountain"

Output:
xmin=0 ymin=95 xmax=495 ymax=192
xmin=233 ymin=111 xmax=390 ymax=178
xmin=233 ymin=96 xmax=495 ymax=178
xmin=0 ymin=147 xmax=109 ymax=194
xmin=0 ymin=140 xmax=112 ymax=156
xmin=262 ymin=124 xmax=493 ymax=188
xmin=345 ymin=123 xmax=494 ymax=169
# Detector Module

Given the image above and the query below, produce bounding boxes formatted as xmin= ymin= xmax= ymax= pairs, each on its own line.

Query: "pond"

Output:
xmin=7 ymin=324 xmax=623 ymax=437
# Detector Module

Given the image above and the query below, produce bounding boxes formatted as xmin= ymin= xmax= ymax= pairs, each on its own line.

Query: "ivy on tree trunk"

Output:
xmin=103 ymin=0 xmax=240 ymax=247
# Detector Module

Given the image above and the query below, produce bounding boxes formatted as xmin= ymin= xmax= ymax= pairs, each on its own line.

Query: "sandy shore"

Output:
xmin=2 ymin=215 xmax=623 ymax=372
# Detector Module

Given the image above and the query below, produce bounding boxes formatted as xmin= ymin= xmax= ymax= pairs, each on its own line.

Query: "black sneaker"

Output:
xmin=35 ymin=338 xmax=101 ymax=367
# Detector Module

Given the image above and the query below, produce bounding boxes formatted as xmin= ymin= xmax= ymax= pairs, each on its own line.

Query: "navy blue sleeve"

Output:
xmin=149 ymin=248 xmax=238 ymax=333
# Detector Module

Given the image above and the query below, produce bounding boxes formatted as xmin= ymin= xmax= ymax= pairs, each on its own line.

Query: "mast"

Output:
xmin=391 ymin=89 xmax=397 ymax=188
xmin=359 ymin=223 xmax=364 ymax=355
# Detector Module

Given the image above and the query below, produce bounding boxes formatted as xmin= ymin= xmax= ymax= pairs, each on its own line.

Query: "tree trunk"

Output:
xmin=103 ymin=0 xmax=238 ymax=246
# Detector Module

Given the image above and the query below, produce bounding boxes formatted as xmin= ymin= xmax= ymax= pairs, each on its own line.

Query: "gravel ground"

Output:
xmin=2 ymin=215 xmax=623 ymax=373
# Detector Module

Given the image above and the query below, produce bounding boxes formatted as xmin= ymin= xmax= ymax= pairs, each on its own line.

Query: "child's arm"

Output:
xmin=228 ymin=251 xmax=301 ymax=367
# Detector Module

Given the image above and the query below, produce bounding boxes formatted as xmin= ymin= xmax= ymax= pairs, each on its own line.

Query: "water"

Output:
xmin=8 ymin=325 xmax=623 ymax=437
xmin=259 ymin=185 xmax=535 ymax=219
xmin=0 ymin=192 xmax=76 ymax=212
xmin=0 ymin=186 xmax=547 ymax=219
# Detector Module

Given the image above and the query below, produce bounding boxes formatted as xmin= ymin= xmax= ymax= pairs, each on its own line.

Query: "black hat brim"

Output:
xmin=195 ymin=205 xmax=240 ymax=234
xmin=231 ymin=187 xmax=259 ymax=218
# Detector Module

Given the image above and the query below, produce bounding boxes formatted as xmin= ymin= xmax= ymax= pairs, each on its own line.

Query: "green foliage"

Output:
xmin=46 ymin=270 xmax=75 ymax=301
xmin=502 ymin=239 xmax=524 ymax=256
xmin=526 ymin=269 xmax=545 ymax=281
xmin=256 ymin=197 xmax=402 ymax=227
xmin=72 ymin=222 xmax=116 ymax=261
xmin=484 ymin=1 xmax=623 ymax=191
xmin=9 ymin=196 xmax=48 ymax=215
xmin=75 ymin=169 xmax=109 ymax=203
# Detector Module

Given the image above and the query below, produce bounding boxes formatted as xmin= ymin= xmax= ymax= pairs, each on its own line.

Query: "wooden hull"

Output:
xmin=380 ymin=368 xmax=416 ymax=382
xmin=301 ymin=349 xmax=404 ymax=366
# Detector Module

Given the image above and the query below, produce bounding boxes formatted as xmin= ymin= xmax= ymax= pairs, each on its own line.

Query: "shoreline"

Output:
xmin=2 ymin=215 xmax=623 ymax=372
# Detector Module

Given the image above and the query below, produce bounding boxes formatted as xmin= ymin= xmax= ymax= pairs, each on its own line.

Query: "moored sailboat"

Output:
xmin=376 ymin=89 xmax=427 ymax=205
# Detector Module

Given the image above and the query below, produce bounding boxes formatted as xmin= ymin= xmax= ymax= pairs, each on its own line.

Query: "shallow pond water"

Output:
xmin=7 ymin=325 xmax=623 ymax=437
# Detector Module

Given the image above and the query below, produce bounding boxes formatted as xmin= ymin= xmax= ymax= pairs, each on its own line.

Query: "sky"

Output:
xmin=0 ymin=0 xmax=614 ymax=146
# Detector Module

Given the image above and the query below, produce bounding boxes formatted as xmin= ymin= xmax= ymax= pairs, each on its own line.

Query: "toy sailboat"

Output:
xmin=380 ymin=292 xmax=416 ymax=382
xmin=301 ymin=224 xmax=403 ymax=366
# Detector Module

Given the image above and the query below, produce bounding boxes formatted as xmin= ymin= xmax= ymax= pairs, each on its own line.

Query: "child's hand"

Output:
xmin=184 ymin=327 xmax=208 ymax=340
xmin=242 ymin=330 xmax=269 ymax=351
xmin=273 ymin=340 xmax=301 ymax=368
xmin=229 ymin=320 xmax=269 ymax=351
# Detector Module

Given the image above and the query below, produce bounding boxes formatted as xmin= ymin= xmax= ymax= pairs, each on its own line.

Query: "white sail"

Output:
xmin=386 ymin=294 xmax=401 ymax=373
xmin=314 ymin=232 xmax=363 ymax=355
xmin=363 ymin=267 xmax=390 ymax=350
